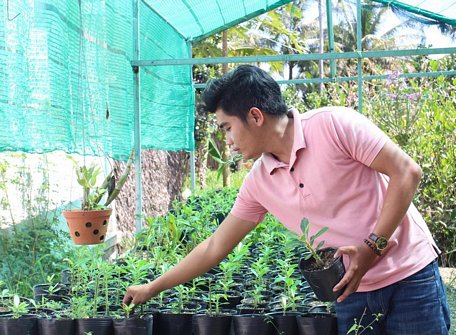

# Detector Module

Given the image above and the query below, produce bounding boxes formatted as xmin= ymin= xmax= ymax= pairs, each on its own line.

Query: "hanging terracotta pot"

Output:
xmin=63 ymin=209 xmax=112 ymax=245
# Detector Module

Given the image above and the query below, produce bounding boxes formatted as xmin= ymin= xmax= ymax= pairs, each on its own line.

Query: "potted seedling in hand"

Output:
xmin=63 ymin=149 xmax=134 ymax=245
xmin=297 ymin=218 xmax=346 ymax=301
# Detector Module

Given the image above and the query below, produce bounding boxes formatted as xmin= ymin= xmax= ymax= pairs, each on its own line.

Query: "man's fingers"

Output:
xmin=337 ymin=277 xmax=360 ymax=303
xmin=123 ymin=293 xmax=132 ymax=306
xmin=336 ymin=286 xmax=351 ymax=303
xmin=333 ymin=265 xmax=354 ymax=292
xmin=334 ymin=246 xmax=356 ymax=258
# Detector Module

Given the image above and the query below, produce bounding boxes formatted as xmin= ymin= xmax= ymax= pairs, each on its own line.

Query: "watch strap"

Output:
xmin=364 ymin=238 xmax=381 ymax=256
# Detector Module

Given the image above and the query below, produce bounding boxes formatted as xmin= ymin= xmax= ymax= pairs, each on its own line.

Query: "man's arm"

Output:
xmin=334 ymin=139 xmax=422 ymax=302
xmin=123 ymin=213 xmax=257 ymax=306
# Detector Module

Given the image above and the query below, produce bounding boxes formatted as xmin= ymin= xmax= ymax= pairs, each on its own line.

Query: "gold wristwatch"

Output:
xmin=365 ymin=233 xmax=388 ymax=256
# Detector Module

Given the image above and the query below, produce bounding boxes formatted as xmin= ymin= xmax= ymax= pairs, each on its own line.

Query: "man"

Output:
xmin=124 ymin=65 xmax=450 ymax=334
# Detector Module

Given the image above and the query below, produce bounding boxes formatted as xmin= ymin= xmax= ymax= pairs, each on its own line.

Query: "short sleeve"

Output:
xmin=329 ymin=108 xmax=389 ymax=166
xmin=230 ymin=167 xmax=267 ymax=224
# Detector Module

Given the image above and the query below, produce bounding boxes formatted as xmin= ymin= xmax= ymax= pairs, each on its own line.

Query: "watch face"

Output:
xmin=376 ymin=237 xmax=388 ymax=250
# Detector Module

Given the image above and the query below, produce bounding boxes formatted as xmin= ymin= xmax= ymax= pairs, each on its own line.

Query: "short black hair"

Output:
xmin=201 ymin=65 xmax=288 ymax=122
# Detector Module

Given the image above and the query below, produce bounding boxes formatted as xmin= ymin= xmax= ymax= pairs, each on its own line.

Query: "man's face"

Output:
xmin=215 ymin=108 xmax=263 ymax=160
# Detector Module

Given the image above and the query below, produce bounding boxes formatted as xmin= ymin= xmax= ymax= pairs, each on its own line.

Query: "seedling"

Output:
xmin=347 ymin=308 xmax=383 ymax=334
xmin=122 ymin=303 xmax=135 ymax=318
xmin=298 ymin=218 xmax=328 ymax=268
xmin=9 ymin=294 xmax=29 ymax=319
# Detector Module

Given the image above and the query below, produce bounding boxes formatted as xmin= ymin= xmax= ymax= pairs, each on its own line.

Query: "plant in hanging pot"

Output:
xmin=296 ymin=218 xmax=346 ymax=302
xmin=62 ymin=149 xmax=134 ymax=245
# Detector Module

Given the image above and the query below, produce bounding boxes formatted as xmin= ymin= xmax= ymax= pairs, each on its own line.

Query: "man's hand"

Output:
xmin=333 ymin=244 xmax=378 ymax=303
xmin=123 ymin=282 xmax=156 ymax=306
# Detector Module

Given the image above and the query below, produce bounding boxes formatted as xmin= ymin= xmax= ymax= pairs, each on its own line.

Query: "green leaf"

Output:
xmin=313 ymin=227 xmax=329 ymax=240
xmin=208 ymin=138 xmax=222 ymax=161
xmin=347 ymin=324 xmax=358 ymax=334
xmin=300 ymin=218 xmax=309 ymax=236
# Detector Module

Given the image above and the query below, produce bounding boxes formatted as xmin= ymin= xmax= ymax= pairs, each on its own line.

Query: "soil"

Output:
xmin=305 ymin=248 xmax=338 ymax=271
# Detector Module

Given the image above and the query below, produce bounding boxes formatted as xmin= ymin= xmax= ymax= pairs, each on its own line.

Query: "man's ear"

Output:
xmin=247 ymin=107 xmax=264 ymax=126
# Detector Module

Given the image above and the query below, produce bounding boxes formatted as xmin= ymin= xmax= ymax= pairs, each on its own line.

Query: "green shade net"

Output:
xmin=0 ymin=0 xmax=303 ymax=160
xmin=0 ymin=0 xmax=134 ymax=160
xmin=139 ymin=1 xmax=195 ymax=152
xmin=142 ymin=0 xmax=292 ymax=41
xmin=138 ymin=0 xmax=294 ymax=152
xmin=370 ymin=0 xmax=456 ymax=27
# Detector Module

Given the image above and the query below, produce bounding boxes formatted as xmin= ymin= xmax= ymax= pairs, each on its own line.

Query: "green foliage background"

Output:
xmin=284 ymin=56 xmax=456 ymax=266
xmin=0 ymin=57 xmax=455 ymax=300
xmin=0 ymin=154 xmax=74 ymax=296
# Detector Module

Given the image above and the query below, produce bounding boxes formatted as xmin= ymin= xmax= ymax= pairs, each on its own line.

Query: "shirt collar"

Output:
xmin=261 ymin=108 xmax=307 ymax=175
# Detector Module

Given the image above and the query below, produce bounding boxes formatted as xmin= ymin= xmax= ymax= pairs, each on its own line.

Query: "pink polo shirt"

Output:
xmin=231 ymin=107 xmax=438 ymax=292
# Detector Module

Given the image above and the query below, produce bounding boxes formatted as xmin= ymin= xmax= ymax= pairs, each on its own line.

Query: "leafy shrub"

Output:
xmin=0 ymin=154 xmax=74 ymax=296
xmin=365 ymin=73 xmax=456 ymax=266
xmin=283 ymin=57 xmax=456 ymax=266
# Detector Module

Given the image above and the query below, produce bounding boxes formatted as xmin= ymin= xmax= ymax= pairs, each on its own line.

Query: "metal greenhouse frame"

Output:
xmin=0 ymin=1 xmax=454 ymax=235
xmin=130 ymin=0 xmax=456 ymax=232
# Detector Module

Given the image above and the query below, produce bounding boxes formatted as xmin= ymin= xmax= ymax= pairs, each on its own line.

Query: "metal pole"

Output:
xmin=319 ymin=0 xmax=324 ymax=93
xmin=326 ymin=0 xmax=336 ymax=79
xmin=133 ymin=0 xmax=143 ymax=233
xmin=188 ymin=41 xmax=196 ymax=193
xmin=357 ymin=0 xmax=363 ymax=112
xmin=132 ymin=47 xmax=456 ymax=67
xmin=190 ymin=152 xmax=196 ymax=192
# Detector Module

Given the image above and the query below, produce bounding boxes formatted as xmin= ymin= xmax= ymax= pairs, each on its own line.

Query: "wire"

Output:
xmin=7 ymin=0 xmax=20 ymax=21
xmin=415 ymin=0 xmax=427 ymax=7
xmin=437 ymin=2 xmax=455 ymax=15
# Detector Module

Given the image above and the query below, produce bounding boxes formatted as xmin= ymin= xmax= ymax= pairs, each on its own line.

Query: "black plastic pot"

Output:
xmin=112 ymin=316 xmax=153 ymax=335
xmin=268 ymin=312 xmax=300 ymax=335
xmin=192 ymin=314 xmax=232 ymax=335
xmin=232 ymin=314 xmax=274 ymax=335
xmin=295 ymin=313 xmax=337 ymax=335
xmin=75 ymin=317 xmax=113 ymax=335
xmin=157 ymin=312 xmax=193 ymax=335
xmin=298 ymin=247 xmax=345 ymax=301
xmin=37 ymin=318 xmax=75 ymax=335
xmin=0 ymin=315 xmax=38 ymax=335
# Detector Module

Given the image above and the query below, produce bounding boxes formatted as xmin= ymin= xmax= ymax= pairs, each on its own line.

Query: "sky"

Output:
xmin=301 ymin=0 xmax=456 ymax=49
xmin=402 ymin=0 xmax=455 ymax=18
xmin=379 ymin=0 xmax=456 ymax=48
